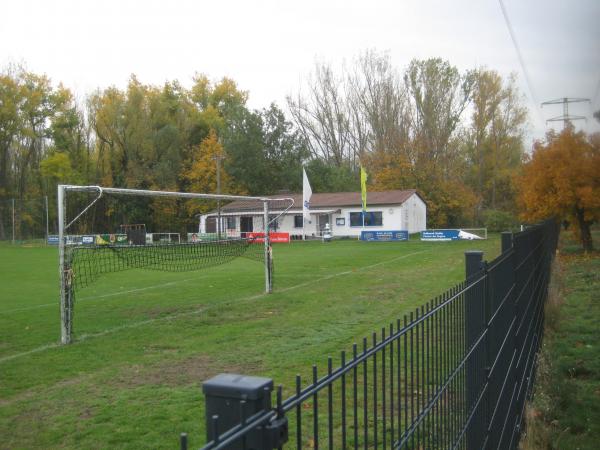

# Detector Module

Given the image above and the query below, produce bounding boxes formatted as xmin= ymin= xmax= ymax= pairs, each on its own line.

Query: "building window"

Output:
xmin=336 ymin=217 xmax=345 ymax=226
xmin=226 ymin=216 xmax=236 ymax=230
xmin=294 ymin=215 xmax=303 ymax=228
xmin=350 ymin=211 xmax=383 ymax=227
xmin=269 ymin=215 xmax=280 ymax=231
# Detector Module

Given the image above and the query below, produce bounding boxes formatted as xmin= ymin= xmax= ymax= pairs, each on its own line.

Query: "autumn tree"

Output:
xmin=517 ymin=126 xmax=600 ymax=251
xmin=404 ymin=58 xmax=474 ymax=178
xmin=465 ymin=69 xmax=527 ymax=223
xmin=182 ymin=129 xmax=236 ymax=209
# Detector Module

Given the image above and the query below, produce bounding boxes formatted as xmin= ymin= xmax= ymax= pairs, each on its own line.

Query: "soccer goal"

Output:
xmin=458 ymin=228 xmax=488 ymax=240
xmin=146 ymin=232 xmax=181 ymax=244
xmin=57 ymin=185 xmax=293 ymax=344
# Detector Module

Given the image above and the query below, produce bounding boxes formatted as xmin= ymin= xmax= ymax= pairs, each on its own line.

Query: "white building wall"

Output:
xmin=403 ymin=193 xmax=427 ymax=234
xmin=273 ymin=201 xmax=425 ymax=238
xmin=199 ymin=194 xmax=427 ymax=238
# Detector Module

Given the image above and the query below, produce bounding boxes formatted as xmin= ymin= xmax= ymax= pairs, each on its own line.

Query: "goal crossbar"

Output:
xmin=60 ymin=185 xmax=272 ymax=202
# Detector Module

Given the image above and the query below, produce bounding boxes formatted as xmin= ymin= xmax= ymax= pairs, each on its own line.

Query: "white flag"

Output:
xmin=302 ymin=167 xmax=312 ymax=222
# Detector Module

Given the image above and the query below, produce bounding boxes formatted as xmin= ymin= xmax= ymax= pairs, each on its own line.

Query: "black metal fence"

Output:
xmin=184 ymin=221 xmax=559 ymax=450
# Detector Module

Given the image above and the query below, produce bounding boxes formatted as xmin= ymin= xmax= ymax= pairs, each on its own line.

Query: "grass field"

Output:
xmin=0 ymin=237 xmax=501 ymax=449
xmin=521 ymin=230 xmax=600 ymax=450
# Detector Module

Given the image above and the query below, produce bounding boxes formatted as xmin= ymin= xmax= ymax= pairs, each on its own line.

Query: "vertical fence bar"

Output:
xmin=353 ymin=343 xmax=358 ymax=450
xmin=328 ymin=357 xmax=333 ymax=450
xmin=373 ymin=332 xmax=378 ymax=450
xmin=403 ymin=315 xmax=408 ymax=445
xmin=381 ymin=327 xmax=386 ymax=450
xmin=363 ymin=337 xmax=368 ymax=450
xmin=397 ymin=319 xmax=402 ymax=447
xmin=313 ymin=365 xmax=319 ymax=450
xmin=296 ymin=375 xmax=302 ymax=450
xmin=341 ymin=351 xmax=347 ymax=450
xmin=389 ymin=323 xmax=395 ymax=447
xmin=465 ymin=250 xmax=483 ymax=450
xmin=501 ymin=231 xmax=513 ymax=254
xmin=11 ymin=198 xmax=15 ymax=244
xmin=410 ymin=312 xmax=414 ymax=449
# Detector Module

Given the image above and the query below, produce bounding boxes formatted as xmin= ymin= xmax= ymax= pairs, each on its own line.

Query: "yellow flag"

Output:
xmin=360 ymin=166 xmax=368 ymax=213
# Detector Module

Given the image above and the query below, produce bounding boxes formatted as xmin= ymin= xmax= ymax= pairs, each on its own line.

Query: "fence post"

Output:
xmin=11 ymin=198 xmax=15 ymax=244
xmin=45 ymin=195 xmax=49 ymax=243
xmin=501 ymin=231 xmax=513 ymax=253
xmin=465 ymin=250 xmax=484 ymax=450
xmin=202 ymin=373 xmax=274 ymax=449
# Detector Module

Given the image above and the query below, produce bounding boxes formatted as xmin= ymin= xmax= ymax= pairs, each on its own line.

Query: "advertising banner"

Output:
xmin=47 ymin=235 xmax=59 ymax=245
xmin=95 ymin=234 xmax=128 ymax=245
xmin=246 ymin=232 xmax=290 ymax=243
xmin=187 ymin=233 xmax=220 ymax=242
xmin=420 ymin=230 xmax=460 ymax=241
xmin=360 ymin=230 xmax=409 ymax=241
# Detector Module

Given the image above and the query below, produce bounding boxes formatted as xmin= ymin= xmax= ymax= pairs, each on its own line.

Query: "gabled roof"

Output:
xmin=220 ymin=189 xmax=423 ymax=212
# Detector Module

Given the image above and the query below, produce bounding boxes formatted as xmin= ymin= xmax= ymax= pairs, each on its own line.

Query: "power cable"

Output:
xmin=498 ymin=0 xmax=546 ymax=129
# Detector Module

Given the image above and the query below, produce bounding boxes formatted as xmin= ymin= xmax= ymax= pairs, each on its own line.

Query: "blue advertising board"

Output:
xmin=47 ymin=235 xmax=60 ymax=245
xmin=360 ymin=230 xmax=409 ymax=241
xmin=420 ymin=229 xmax=460 ymax=241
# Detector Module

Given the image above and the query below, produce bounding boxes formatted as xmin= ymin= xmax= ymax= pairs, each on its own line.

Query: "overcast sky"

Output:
xmin=2 ymin=0 xmax=599 ymax=145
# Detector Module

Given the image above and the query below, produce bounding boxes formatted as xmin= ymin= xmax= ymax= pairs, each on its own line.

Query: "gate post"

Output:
xmin=465 ymin=250 xmax=484 ymax=449
xmin=501 ymin=231 xmax=513 ymax=253
xmin=203 ymin=373 xmax=289 ymax=450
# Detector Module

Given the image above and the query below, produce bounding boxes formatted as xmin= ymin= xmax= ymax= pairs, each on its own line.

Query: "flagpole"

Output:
xmin=302 ymin=167 xmax=312 ymax=242
xmin=303 ymin=218 xmax=305 ymax=241
xmin=360 ymin=165 xmax=367 ymax=241
xmin=361 ymin=210 xmax=365 ymax=240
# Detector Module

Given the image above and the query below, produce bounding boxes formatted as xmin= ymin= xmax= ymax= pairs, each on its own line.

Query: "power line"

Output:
xmin=498 ymin=0 xmax=546 ymax=128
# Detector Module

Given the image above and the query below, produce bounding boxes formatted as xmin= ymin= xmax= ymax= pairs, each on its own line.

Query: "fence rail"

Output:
xmin=183 ymin=221 xmax=558 ymax=450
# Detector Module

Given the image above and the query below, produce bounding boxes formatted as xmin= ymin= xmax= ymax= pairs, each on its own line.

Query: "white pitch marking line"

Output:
xmin=0 ymin=274 xmax=212 ymax=315
xmin=0 ymin=249 xmax=428 ymax=364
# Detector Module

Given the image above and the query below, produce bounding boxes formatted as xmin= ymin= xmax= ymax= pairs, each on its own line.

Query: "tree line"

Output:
xmin=289 ymin=52 xmax=527 ymax=227
xmin=3 ymin=52 xmax=595 ymax=244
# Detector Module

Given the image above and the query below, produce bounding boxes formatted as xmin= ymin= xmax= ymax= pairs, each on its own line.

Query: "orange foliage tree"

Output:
xmin=181 ymin=129 xmax=245 ymax=217
xmin=517 ymin=126 xmax=600 ymax=251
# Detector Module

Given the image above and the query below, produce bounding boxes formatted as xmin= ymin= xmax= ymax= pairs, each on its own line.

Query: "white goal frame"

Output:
xmin=57 ymin=184 xmax=293 ymax=344
xmin=458 ymin=228 xmax=488 ymax=239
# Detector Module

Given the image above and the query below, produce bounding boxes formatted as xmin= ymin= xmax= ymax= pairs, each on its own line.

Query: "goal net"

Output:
xmin=58 ymin=185 xmax=293 ymax=344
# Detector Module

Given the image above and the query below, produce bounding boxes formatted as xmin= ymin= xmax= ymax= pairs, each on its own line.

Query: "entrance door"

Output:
xmin=240 ymin=216 xmax=253 ymax=237
xmin=317 ymin=214 xmax=330 ymax=234
xmin=205 ymin=217 xmax=216 ymax=233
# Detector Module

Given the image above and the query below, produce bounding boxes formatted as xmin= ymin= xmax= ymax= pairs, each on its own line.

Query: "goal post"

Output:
xmin=57 ymin=185 xmax=292 ymax=344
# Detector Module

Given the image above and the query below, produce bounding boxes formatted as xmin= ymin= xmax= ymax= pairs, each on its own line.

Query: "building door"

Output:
xmin=206 ymin=217 xmax=216 ymax=233
xmin=318 ymin=214 xmax=330 ymax=234
xmin=240 ymin=216 xmax=253 ymax=237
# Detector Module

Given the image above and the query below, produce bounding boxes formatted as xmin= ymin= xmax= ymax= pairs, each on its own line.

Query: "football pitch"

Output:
xmin=0 ymin=237 xmax=500 ymax=449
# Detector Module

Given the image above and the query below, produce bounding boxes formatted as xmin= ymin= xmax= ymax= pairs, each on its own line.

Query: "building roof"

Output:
xmin=220 ymin=189 xmax=422 ymax=212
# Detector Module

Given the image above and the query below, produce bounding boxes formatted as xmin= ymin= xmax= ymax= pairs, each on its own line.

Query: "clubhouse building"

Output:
xmin=199 ymin=189 xmax=427 ymax=239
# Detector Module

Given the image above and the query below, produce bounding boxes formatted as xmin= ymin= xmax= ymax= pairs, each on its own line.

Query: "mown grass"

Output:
xmin=0 ymin=237 xmax=501 ymax=449
xmin=521 ymin=230 xmax=600 ymax=450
